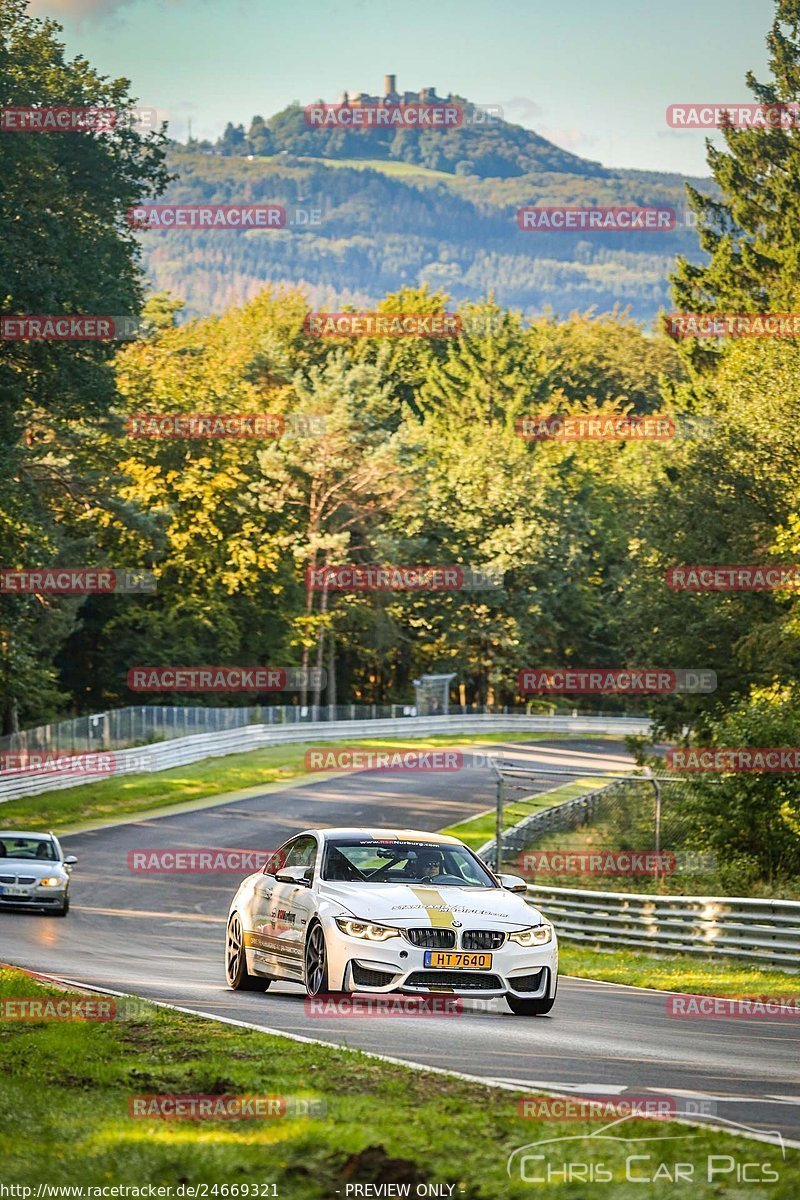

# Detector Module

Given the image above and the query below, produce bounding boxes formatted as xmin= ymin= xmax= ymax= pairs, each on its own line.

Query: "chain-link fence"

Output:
xmin=0 ymin=703 xmax=426 ymax=755
xmin=2 ymin=701 xmax=593 ymax=756
xmin=489 ymin=767 xmax=723 ymax=895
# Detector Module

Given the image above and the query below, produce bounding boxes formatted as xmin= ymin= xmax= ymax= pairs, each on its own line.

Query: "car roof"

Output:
xmin=0 ymin=831 xmax=55 ymax=839
xmin=314 ymin=827 xmax=462 ymax=845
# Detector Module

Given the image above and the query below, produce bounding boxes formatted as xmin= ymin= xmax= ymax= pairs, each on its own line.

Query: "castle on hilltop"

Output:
xmin=337 ymin=75 xmax=451 ymax=107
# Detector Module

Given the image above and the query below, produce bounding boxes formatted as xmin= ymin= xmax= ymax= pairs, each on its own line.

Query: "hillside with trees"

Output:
xmin=3 ymin=0 xmax=800 ymax=893
xmin=136 ymin=109 xmax=711 ymax=320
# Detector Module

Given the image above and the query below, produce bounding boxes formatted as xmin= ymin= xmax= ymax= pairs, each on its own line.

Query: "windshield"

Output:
xmin=322 ymin=839 xmax=497 ymax=888
xmin=0 ymin=835 xmax=58 ymax=862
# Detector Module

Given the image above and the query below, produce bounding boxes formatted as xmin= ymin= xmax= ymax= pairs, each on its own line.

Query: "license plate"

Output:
xmin=0 ymin=887 xmax=29 ymax=896
xmin=423 ymin=951 xmax=492 ymax=970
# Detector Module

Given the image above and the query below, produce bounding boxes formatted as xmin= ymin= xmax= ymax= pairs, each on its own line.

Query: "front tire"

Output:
xmin=47 ymin=896 xmax=70 ymax=917
xmin=304 ymin=922 xmax=331 ymax=997
xmin=506 ymin=994 xmax=555 ymax=1015
xmin=225 ymin=912 xmax=271 ymax=991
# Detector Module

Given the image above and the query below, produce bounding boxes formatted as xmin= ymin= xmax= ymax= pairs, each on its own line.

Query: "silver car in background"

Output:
xmin=0 ymin=831 xmax=77 ymax=916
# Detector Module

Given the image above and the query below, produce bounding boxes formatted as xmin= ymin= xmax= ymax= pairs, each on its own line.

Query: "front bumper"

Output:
xmin=0 ymin=883 xmax=68 ymax=908
xmin=326 ymin=923 xmax=558 ymax=998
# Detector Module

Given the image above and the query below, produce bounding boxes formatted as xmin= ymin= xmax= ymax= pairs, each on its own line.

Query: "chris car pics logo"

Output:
xmin=507 ymin=1113 xmax=785 ymax=1185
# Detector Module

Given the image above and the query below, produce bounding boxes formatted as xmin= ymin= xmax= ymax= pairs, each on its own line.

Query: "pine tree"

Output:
xmin=671 ymin=1 xmax=800 ymax=341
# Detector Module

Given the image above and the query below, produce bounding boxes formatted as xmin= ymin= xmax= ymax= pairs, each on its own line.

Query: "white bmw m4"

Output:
xmin=225 ymin=827 xmax=558 ymax=1015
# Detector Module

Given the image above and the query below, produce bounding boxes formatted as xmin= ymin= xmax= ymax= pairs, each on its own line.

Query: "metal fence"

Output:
xmin=475 ymin=774 xmax=800 ymax=964
xmin=480 ymin=778 xmax=627 ymax=864
xmin=0 ymin=703 xmax=654 ymax=757
xmin=484 ymin=765 xmax=720 ymax=893
xmin=524 ymin=886 xmax=800 ymax=970
xmin=0 ymin=712 xmax=652 ymax=803
xmin=0 ymin=703 xmax=426 ymax=755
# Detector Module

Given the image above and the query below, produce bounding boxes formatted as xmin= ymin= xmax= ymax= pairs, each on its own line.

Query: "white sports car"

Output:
xmin=225 ymin=827 xmax=558 ymax=1015
xmin=0 ymin=831 xmax=77 ymax=916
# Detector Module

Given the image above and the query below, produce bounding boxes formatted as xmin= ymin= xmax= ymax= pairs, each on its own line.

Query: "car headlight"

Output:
xmin=334 ymin=917 xmax=400 ymax=941
xmin=38 ymin=877 xmax=64 ymax=888
xmin=508 ymin=924 xmax=553 ymax=946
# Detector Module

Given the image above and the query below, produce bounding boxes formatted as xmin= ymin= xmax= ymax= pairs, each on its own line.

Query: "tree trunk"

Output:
xmin=300 ymin=549 xmax=317 ymax=708
xmin=312 ymin=572 xmax=329 ymax=708
xmin=1 ymin=697 xmax=19 ymax=738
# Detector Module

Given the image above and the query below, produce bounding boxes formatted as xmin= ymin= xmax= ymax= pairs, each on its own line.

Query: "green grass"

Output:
xmin=0 ymin=731 xmax=621 ymax=834
xmin=11 ymin=730 xmax=790 ymax=999
xmin=559 ymin=942 xmax=800 ymax=993
xmin=292 ymin=155 xmax=456 ymax=180
xmin=440 ymin=778 xmax=800 ymax=994
xmin=1 ymin=968 xmax=796 ymax=1197
xmin=441 ymin=777 xmax=607 ymax=849
xmin=518 ymin=814 xmax=800 ymax=900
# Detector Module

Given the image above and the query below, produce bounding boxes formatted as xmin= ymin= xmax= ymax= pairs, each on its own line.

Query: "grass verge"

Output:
xmin=518 ymin=817 xmax=800 ymax=900
xmin=0 ymin=732 xmax=620 ymax=833
xmin=559 ymin=942 xmax=799 ymax=994
xmin=1 ymin=967 xmax=796 ymax=1197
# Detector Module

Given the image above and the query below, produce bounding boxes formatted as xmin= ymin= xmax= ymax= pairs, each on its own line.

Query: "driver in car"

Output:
xmin=409 ymin=848 xmax=446 ymax=880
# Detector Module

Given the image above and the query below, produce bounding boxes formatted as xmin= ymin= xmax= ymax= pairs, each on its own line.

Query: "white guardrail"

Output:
xmin=4 ymin=710 xmax=797 ymax=969
xmin=526 ymin=886 xmax=800 ymax=970
xmin=0 ymin=713 xmax=651 ymax=803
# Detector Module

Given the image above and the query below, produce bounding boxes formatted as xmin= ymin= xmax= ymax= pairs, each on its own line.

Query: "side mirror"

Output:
xmin=275 ymin=865 xmax=312 ymax=887
xmin=497 ymin=872 xmax=527 ymax=894
xmin=64 ymin=856 xmax=78 ymax=867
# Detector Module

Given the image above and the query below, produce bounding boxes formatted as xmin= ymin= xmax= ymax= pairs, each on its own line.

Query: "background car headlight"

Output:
xmin=509 ymin=924 xmax=553 ymax=946
xmin=38 ymin=877 xmax=64 ymax=888
xmin=334 ymin=917 xmax=400 ymax=941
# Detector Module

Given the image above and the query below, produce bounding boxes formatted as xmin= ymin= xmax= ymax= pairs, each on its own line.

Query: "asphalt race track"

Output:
xmin=1 ymin=739 xmax=799 ymax=1147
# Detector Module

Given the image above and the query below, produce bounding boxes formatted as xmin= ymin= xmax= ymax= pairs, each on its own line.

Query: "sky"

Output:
xmin=28 ymin=0 xmax=776 ymax=177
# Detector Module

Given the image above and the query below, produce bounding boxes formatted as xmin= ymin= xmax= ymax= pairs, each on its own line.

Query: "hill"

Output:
xmin=138 ymin=99 xmax=710 ymax=321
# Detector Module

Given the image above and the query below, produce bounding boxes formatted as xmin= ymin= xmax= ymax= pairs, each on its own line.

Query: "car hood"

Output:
xmin=320 ymin=882 xmax=542 ymax=928
xmin=0 ymin=858 xmax=66 ymax=878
